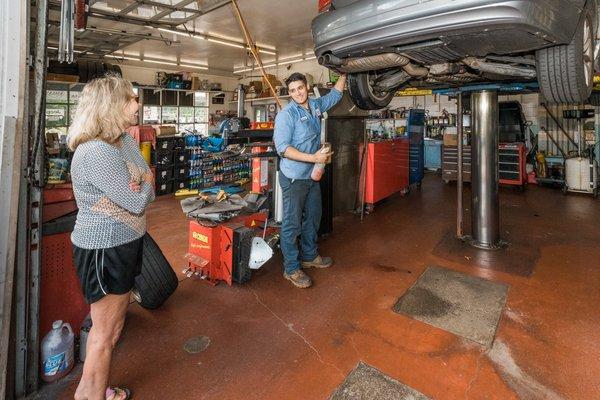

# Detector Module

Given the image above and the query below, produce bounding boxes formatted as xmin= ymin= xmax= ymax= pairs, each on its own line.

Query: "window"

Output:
xmin=194 ymin=92 xmax=209 ymax=136
xmin=161 ymin=106 xmax=178 ymax=124
xmin=143 ymin=106 xmax=161 ymax=124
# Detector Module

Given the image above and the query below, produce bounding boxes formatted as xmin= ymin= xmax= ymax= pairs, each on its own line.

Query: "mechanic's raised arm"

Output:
xmin=334 ymin=73 xmax=347 ymax=93
xmin=315 ymin=74 xmax=346 ymax=113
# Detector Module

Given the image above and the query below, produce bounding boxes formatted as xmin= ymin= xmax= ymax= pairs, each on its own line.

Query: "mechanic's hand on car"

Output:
xmin=313 ymin=145 xmax=334 ymax=164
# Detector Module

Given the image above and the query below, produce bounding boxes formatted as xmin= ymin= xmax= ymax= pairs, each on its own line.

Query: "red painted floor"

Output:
xmin=49 ymin=173 xmax=600 ymax=399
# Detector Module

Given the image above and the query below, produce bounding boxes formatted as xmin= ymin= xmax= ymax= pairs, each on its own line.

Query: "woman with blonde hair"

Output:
xmin=69 ymin=74 xmax=154 ymax=400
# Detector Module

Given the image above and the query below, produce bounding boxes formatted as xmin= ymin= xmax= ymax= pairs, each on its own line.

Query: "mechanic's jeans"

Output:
xmin=279 ymin=173 xmax=322 ymax=275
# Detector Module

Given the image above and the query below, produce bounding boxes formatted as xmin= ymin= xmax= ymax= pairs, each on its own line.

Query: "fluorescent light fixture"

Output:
xmin=279 ymin=58 xmax=304 ymax=65
xmin=154 ymin=26 xmax=276 ymax=54
xmin=47 ymin=46 xmax=84 ymax=54
xmin=233 ymin=55 xmax=318 ymax=74
xmin=179 ymin=63 xmax=209 ymax=70
xmin=207 ymin=38 xmax=244 ymax=48
xmin=157 ymin=27 xmax=186 ymax=36
xmin=258 ymin=49 xmax=277 ymax=55
xmin=279 ymin=53 xmax=304 ymax=61
xmin=114 ymin=54 xmax=209 ymax=70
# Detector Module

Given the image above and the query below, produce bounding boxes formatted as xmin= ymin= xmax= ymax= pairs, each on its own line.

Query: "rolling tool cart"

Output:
xmin=498 ymin=143 xmax=527 ymax=189
xmin=360 ymin=137 xmax=410 ymax=212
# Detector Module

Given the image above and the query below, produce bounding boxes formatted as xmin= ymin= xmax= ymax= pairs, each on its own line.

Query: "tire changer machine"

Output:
xmin=184 ymin=85 xmax=281 ymax=285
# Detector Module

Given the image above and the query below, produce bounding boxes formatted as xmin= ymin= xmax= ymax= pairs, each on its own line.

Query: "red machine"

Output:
xmin=251 ymin=146 xmax=270 ymax=193
xmin=361 ymin=138 xmax=410 ymax=209
xmin=185 ymin=213 xmax=278 ymax=285
xmin=499 ymin=142 xmax=527 ymax=188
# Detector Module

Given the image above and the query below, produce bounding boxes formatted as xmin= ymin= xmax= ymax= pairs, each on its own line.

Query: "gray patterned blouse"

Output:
xmin=70 ymin=134 xmax=155 ymax=249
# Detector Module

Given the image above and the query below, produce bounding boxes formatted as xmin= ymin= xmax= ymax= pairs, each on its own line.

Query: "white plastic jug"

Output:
xmin=41 ymin=320 xmax=75 ymax=382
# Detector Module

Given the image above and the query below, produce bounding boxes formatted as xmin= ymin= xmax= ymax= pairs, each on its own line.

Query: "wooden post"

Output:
xmin=230 ymin=0 xmax=282 ymax=109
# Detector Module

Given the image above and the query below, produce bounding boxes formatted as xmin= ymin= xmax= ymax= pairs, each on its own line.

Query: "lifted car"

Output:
xmin=312 ymin=0 xmax=600 ymax=109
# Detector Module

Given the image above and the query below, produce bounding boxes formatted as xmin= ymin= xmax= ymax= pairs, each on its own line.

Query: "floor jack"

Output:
xmin=183 ymin=142 xmax=281 ymax=285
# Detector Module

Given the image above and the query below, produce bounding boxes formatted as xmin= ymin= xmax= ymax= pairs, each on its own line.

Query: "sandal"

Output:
xmin=105 ymin=387 xmax=132 ymax=400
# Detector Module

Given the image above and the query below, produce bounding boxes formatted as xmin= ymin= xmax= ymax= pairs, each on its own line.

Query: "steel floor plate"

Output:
xmin=393 ymin=266 xmax=509 ymax=347
xmin=329 ymin=362 xmax=430 ymax=400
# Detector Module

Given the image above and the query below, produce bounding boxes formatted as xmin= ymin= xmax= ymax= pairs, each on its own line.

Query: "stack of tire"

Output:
xmin=47 ymin=60 xmax=123 ymax=83
xmin=152 ymin=136 xmax=187 ymax=195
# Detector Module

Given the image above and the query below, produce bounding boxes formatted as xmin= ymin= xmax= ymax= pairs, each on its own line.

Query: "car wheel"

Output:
xmin=347 ymin=72 xmax=395 ymax=110
xmin=536 ymin=11 xmax=594 ymax=104
xmin=134 ymin=233 xmax=179 ymax=309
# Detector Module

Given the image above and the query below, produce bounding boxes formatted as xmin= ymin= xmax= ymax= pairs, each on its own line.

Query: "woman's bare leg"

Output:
xmin=74 ymin=293 xmax=129 ymax=400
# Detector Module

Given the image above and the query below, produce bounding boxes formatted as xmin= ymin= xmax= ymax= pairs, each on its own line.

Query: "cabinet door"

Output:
xmin=368 ymin=141 xmax=396 ymax=203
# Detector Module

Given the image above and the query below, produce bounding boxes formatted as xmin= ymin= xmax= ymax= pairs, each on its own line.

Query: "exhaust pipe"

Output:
xmin=463 ymin=57 xmax=536 ymax=79
xmin=320 ymin=52 xmax=429 ymax=80
xmin=320 ymin=53 xmax=344 ymax=66
xmin=320 ymin=52 xmax=409 ymax=73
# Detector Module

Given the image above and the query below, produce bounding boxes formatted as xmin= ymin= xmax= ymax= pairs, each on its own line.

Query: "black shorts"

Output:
xmin=73 ymin=236 xmax=143 ymax=304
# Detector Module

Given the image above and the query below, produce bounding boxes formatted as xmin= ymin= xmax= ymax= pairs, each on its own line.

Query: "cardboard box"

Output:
xmin=261 ymin=74 xmax=280 ymax=91
xmin=443 ymin=133 xmax=458 ymax=146
xmin=153 ymin=125 xmax=177 ymax=137
xmin=248 ymin=81 xmax=263 ymax=93
xmin=46 ymin=73 xmax=79 ymax=83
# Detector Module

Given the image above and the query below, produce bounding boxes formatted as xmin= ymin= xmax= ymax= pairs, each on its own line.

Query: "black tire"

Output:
xmin=78 ymin=60 xmax=89 ymax=83
xmin=232 ymin=227 xmax=254 ymax=284
xmin=134 ymin=233 xmax=179 ymax=309
xmin=536 ymin=10 xmax=594 ymax=104
xmin=588 ymin=91 xmax=600 ymax=106
xmin=347 ymin=72 xmax=395 ymax=110
xmin=113 ymin=64 xmax=123 ymax=77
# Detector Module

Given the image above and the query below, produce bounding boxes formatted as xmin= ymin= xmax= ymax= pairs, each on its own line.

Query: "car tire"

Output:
xmin=232 ymin=227 xmax=254 ymax=284
xmin=347 ymin=72 xmax=395 ymax=110
xmin=588 ymin=91 xmax=600 ymax=106
xmin=134 ymin=233 xmax=179 ymax=310
xmin=536 ymin=10 xmax=594 ymax=104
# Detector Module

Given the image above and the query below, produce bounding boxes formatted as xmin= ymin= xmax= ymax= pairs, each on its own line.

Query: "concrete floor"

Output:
xmin=51 ymin=173 xmax=599 ymax=399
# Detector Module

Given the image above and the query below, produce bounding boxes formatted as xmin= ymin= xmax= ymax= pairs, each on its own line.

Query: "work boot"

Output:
xmin=301 ymin=255 xmax=333 ymax=269
xmin=284 ymin=269 xmax=312 ymax=288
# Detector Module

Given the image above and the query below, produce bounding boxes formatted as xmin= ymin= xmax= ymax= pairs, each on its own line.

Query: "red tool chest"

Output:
xmin=361 ymin=138 xmax=410 ymax=207
xmin=498 ymin=142 xmax=527 ymax=188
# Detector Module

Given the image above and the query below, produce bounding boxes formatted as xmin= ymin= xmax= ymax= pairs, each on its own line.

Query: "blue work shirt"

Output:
xmin=274 ymin=88 xmax=343 ymax=180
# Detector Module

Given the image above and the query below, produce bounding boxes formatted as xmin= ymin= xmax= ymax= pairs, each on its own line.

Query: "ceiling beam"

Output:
xmin=115 ymin=1 xmax=143 ymax=17
xmin=47 ymin=1 xmax=276 ymax=55
xmin=148 ymin=0 xmax=198 ymax=22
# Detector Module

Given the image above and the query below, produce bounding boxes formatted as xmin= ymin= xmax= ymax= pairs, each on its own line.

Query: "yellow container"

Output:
xmin=140 ymin=141 xmax=152 ymax=165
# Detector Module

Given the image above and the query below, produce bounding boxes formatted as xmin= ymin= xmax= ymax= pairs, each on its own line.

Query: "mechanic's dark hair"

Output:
xmin=285 ymin=73 xmax=307 ymax=88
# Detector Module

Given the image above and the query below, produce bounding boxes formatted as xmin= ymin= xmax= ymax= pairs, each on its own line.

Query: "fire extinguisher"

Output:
xmin=75 ymin=0 xmax=89 ymax=32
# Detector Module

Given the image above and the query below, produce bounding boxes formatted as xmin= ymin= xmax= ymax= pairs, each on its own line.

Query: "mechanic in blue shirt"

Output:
xmin=274 ymin=72 xmax=346 ymax=288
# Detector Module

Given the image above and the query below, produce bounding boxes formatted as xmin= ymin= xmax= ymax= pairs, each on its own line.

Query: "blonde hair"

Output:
xmin=68 ymin=74 xmax=136 ymax=150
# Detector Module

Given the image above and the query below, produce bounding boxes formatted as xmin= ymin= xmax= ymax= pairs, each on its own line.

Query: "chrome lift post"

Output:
xmin=470 ymin=90 xmax=502 ymax=249
xmin=456 ymin=92 xmax=463 ymax=238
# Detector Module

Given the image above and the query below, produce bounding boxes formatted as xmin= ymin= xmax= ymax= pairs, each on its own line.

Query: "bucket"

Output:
xmin=140 ymin=141 xmax=152 ymax=165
